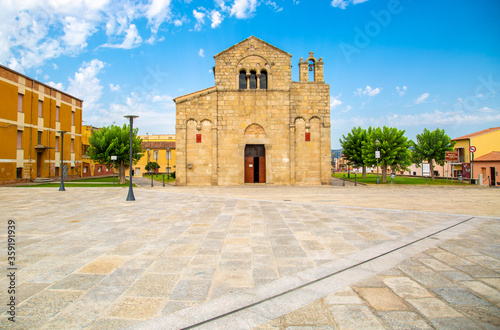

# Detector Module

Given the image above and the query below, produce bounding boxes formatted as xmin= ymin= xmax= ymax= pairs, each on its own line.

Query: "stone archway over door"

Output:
xmin=244 ymin=145 xmax=265 ymax=183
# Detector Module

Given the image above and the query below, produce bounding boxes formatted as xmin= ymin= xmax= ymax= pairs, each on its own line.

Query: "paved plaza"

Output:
xmin=0 ymin=182 xmax=499 ymax=329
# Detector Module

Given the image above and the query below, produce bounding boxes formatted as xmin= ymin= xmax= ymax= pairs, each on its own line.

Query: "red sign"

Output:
xmin=469 ymin=146 xmax=476 ymax=153
xmin=196 ymin=134 xmax=202 ymax=143
xmin=445 ymin=151 xmax=458 ymax=162
xmin=305 ymin=132 xmax=311 ymax=141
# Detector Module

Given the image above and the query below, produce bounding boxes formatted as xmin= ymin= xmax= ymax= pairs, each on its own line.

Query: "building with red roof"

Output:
xmin=451 ymin=127 xmax=500 ymax=186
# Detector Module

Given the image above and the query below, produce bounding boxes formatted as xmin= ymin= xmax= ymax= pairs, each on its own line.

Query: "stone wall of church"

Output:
xmin=290 ymin=82 xmax=331 ymax=185
xmin=214 ymin=38 xmax=292 ymax=91
xmin=175 ymin=88 xmax=217 ymax=186
xmin=216 ymin=89 xmax=291 ymax=185
xmin=175 ymin=37 xmax=331 ymax=186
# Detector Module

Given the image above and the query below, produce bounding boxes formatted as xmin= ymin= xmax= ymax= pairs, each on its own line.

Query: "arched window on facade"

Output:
xmin=259 ymin=70 xmax=267 ymax=89
xmin=239 ymin=70 xmax=247 ymax=89
xmin=249 ymin=71 xmax=257 ymax=89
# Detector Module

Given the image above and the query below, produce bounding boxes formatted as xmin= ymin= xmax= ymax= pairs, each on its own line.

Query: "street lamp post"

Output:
xmin=124 ymin=115 xmax=138 ymax=201
xmin=147 ymin=148 xmax=153 ymax=187
xmin=167 ymin=146 xmax=171 ymax=181
xmin=375 ymin=139 xmax=380 ymax=185
xmin=58 ymin=130 xmax=67 ymax=191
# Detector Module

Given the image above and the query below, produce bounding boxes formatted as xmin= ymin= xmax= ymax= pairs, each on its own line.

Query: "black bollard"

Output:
xmin=163 ymin=175 xmax=165 ymax=187
xmin=355 ymin=174 xmax=357 ymax=186
xmin=343 ymin=174 xmax=345 ymax=186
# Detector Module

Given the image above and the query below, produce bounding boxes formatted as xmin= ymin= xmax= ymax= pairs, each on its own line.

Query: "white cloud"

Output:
xmin=0 ymin=0 xmax=173 ymax=71
xmin=330 ymin=94 xmax=342 ymax=109
xmin=331 ymin=0 xmax=348 ymax=9
xmin=193 ymin=9 xmax=205 ymax=31
xmin=210 ymin=10 xmax=222 ymax=28
xmin=62 ymin=16 xmax=96 ymax=51
xmin=199 ymin=48 xmax=205 ymax=57
xmin=145 ymin=0 xmax=171 ymax=35
xmin=102 ymin=24 xmax=142 ymax=49
xmin=215 ymin=0 xmax=229 ymax=11
xmin=46 ymin=81 xmax=65 ymax=90
xmin=355 ymin=85 xmax=382 ymax=97
xmin=331 ymin=0 xmax=369 ymax=9
xmin=174 ymin=18 xmax=184 ymax=26
xmin=416 ymin=92 xmax=430 ymax=104
xmin=332 ymin=109 xmax=500 ymax=129
xmin=149 ymin=91 xmax=173 ymax=103
xmin=265 ymin=1 xmax=283 ymax=12
xmin=395 ymin=85 xmax=407 ymax=96
xmin=67 ymin=59 xmax=106 ymax=112
xmin=341 ymin=105 xmax=352 ymax=113
xmin=0 ymin=2 xmax=106 ymax=70
xmin=101 ymin=89 xmax=176 ymax=134
xmin=230 ymin=0 xmax=258 ymax=19
xmin=110 ymin=83 xmax=120 ymax=92
xmin=478 ymin=106 xmax=497 ymax=113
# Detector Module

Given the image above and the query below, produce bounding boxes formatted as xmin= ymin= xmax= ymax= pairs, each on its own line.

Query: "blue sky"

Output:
xmin=2 ymin=0 xmax=499 ymax=148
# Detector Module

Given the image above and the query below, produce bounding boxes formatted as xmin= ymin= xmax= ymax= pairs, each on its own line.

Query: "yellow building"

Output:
xmin=81 ymin=125 xmax=114 ymax=177
xmin=451 ymin=127 xmax=500 ymax=181
xmin=135 ymin=134 xmax=176 ymax=177
xmin=0 ymin=64 xmax=83 ymax=184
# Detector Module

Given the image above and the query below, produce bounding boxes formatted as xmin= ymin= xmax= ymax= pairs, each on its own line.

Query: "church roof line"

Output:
xmin=174 ymin=86 xmax=217 ymax=104
xmin=213 ymin=36 xmax=292 ymax=58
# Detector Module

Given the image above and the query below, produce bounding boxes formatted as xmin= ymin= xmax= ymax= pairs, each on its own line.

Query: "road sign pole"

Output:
xmin=469 ymin=146 xmax=476 ymax=184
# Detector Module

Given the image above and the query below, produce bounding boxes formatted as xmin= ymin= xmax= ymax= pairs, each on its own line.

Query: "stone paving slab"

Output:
xmin=0 ymin=185 xmax=498 ymax=329
xmin=254 ymin=218 xmax=500 ymax=330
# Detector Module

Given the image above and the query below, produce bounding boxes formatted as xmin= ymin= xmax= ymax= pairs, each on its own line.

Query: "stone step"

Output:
xmin=33 ymin=177 xmax=54 ymax=183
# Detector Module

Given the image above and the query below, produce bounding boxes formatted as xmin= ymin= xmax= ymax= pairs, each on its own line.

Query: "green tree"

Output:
xmin=411 ymin=128 xmax=456 ymax=181
xmin=88 ymin=124 xmax=143 ymax=184
xmin=340 ymin=126 xmax=368 ymax=178
xmin=145 ymin=161 xmax=160 ymax=173
xmin=362 ymin=126 xmax=412 ymax=183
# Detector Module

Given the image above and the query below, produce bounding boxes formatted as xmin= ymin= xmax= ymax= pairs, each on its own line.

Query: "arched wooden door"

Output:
xmin=244 ymin=145 xmax=265 ymax=183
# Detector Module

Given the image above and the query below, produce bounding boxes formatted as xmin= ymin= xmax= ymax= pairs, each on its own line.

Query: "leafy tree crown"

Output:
xmin=88 ymin=124 xmax=143 ymax=167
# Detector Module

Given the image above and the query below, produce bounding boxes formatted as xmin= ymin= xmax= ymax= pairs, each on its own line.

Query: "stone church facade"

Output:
xmin=174 ymin=36 xmax=331 ymax=186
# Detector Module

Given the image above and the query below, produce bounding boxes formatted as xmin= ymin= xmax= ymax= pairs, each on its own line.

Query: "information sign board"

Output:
xmin=422 ymin=163 xmax=430 ymax=177
xmin=445 ymin=151 xmax=458 ymax=162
